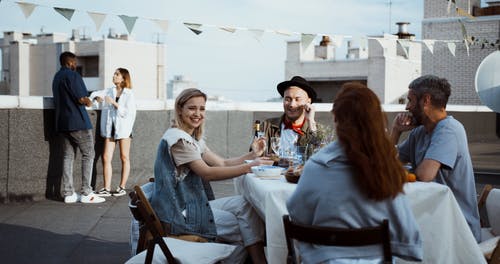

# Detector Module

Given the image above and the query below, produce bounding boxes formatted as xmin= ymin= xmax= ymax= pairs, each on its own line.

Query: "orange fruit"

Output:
xmin=407 ymin=173 xmax=417 ymax=182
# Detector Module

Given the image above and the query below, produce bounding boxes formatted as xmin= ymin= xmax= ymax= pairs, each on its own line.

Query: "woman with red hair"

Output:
xmin=287 ymin=82 xmax=423 ymax=263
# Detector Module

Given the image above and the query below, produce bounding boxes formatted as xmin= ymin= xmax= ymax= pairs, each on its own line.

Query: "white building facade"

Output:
xmin=0 ymin=31 xmax=165 ymax=100
xmin=166 ymin=75 xmax=198 ymax=100
xmin=285 ymin=33 xmax=421 ymax=104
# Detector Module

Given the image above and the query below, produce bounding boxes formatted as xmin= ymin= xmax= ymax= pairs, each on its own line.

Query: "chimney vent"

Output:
xmin=108 ymin=28 xmax=117 ymax=39
xmin=394 ymin=22 xmax=415 ymax=40
xmin=71 ymin=29 xmax=80 ymax=41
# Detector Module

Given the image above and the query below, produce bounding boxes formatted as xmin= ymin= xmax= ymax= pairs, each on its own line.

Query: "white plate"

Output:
xmin=251 ymin=165 xmax=285 ymax=177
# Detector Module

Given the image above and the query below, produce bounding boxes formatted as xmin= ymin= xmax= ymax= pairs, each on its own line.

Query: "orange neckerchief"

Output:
xmin=283 ymin=118 xmax=305 ymax=136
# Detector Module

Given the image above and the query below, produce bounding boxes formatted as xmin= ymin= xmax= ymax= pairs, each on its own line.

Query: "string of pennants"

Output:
xmin=2 ymin=0 xmax=499 ymax=57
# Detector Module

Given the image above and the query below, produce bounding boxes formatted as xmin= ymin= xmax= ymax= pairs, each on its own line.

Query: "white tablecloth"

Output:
xmin=234 ymin=174 xmax=486 ymax=264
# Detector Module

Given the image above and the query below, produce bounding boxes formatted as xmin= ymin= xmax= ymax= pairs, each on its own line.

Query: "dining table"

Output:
xmin=234 ymin=173 xmax=486 ymax=264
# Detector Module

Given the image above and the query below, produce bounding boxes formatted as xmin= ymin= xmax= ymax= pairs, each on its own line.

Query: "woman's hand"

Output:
xmin=104 ymin=96 xmax=115 ymax=104
xmin=247 ymin=157 xmax=274 ymax=170
xmin=251 ymin=137 xmax=267 ymax=157
xmin=105 ymin=96 xmax=119 ymax=108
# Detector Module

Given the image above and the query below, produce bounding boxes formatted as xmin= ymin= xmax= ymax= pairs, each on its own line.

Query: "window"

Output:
xmin=76 ymin=56 xmax=99 ymax=77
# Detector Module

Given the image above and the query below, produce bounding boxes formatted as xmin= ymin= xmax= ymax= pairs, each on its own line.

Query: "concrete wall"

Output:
xmin=0 ymin=97 xmax=497 ymax=202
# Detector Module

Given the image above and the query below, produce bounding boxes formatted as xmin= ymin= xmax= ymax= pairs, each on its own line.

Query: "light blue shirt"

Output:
xmin=287 ymin=141 xmax=423 ymax=263
xmin=398 ymin=116 xmax=481 ymax=242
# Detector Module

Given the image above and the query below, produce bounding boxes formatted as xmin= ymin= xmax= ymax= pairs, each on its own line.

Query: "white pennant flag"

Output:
xmin=275 ymin=30 xmax=292 ymax=36
xmin=87 ymin=12 xmax=106 ymax=31
xmin=464 ymin=39 xmax=470 ymax=56
xmin=152 ymin=19 xmax=169 ymax=32
xmin=447 ymin=0 xmax=453 ymax=14
xmin=119 ymin=15 xmax=138 ymax=34
xmin=16 ymin=2 xmax=37 ymax=18
xmin=219 ymin=26 xmax=236 ymax=33
xmin=422 ymin=39 xmax=435 ymax=54
xmin=374 ymin=37 xmax=392 ymax=56
xmin=249 ymin=29 xmax=265 ymax=42
xmin=447 ymin=42 xmax=456 ymax=56
xmin=397 ymin=40 xmax=410 ymax=58
xmin=301 ymin=33 xmax=316 ymax=51
xmin=331 ymin=35 xmax=344 ymax=48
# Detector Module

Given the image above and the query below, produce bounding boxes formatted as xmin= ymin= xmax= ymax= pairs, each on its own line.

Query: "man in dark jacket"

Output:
xmin=52 ymin=51 xmax=104 ymax=204
xmin=262 ymin=76 xmax=319 ymax=156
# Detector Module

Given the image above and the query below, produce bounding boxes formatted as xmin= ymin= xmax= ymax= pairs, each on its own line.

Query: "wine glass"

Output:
xmin=270 ymin=137 xmax=280 ymax=156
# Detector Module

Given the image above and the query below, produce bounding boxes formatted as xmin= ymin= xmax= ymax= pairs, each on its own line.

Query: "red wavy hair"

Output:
xmin=333 ymin=82 xmax=406 ymax=200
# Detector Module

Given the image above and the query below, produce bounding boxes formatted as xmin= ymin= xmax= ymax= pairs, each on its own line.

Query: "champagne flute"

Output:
xmin=270 ymin=137 xmax=280 ymax=156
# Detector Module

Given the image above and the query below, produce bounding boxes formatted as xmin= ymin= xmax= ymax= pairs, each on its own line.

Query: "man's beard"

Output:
xmin=411 ymin=104 xmax=423 ymax=126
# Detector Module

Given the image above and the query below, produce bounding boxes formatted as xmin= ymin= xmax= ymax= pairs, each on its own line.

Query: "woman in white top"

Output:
xmin=92 ymin=68 xmax=137 ymax=197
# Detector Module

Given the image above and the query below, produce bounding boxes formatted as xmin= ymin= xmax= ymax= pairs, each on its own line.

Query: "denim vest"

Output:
xmin=150 ymin=130 xmax=217 ymax=240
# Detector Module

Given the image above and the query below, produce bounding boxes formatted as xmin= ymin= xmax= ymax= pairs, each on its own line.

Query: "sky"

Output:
xmin=0 ymin=0 xmax=429 ymax=101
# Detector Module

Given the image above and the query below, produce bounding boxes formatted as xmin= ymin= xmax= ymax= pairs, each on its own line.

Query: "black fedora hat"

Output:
xmin=277 ymin=76 xmax=317 ymax=102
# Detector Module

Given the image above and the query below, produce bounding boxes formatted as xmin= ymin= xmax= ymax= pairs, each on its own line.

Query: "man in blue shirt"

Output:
xmin=390 ymin=75 xmax=480 ymax=242
xmin=52 ymin=51 xmax=105 ymax=204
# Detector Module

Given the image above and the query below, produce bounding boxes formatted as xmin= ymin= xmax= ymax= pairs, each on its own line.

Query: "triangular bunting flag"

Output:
xmin=332 ymin=35 xmax=344 ymax=48
xmin=397 ymin=40 xmax=410 ymax=58
xmin=16 ymin=2 xmax=37 ymax=19
xmin=152 ymin=19 xmax=169 ymax=32
xmin=301 ymin=33 xmax=316 ymax=51
xmin=119 ymin=15 xmax=138 ymax=34
xmin=249 ymin=29 xmax=265 ymax=42
xmin=447 ymin=42 xmax=456 ymax=56
xmin=184 ymin=23 xmax=203 ymax=35
xmin=422 ymin=40 xmax=435 ymax=54
xmin=54 ymin=7 xmax=75 ymax=21
xmin=275 ymin=30 xmax=292 ymax=36
xmin=456 ymin=7 xmax=475 ymax=19
xmin=87 ymin=12 xmax=106 ymax=31
xmin=464 ymin=39 xmax=470 ymax=56
xmin=219 ymin=26 xmax=236 ymax=33
xmin=374 ymin=37 xmax=392 ymax=56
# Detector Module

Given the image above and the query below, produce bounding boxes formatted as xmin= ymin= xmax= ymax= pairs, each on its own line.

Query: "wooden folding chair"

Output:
xmin=131 ymin=185 xmax=178 ymax=264
xmin=477 ymin=184 xmax=500 ymax=264
xmin=478 ymin=184 xmax=493 ymax=227
xmin=282 ymin=215 xmax=392 ymax=264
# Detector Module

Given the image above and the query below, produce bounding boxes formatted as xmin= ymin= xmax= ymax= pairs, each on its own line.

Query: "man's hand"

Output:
xmin=390 ymin=113 xmax=416 ymax=145
xmin=78 ymin=97 xmax=92 ymax=107
xmin=392 ymin=113 xmax=416 ymax=133
xmin=303 ymin=103 xmax=317 ymax=131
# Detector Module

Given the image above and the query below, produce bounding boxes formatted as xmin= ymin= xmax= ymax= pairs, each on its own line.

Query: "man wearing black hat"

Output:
xmin=261 ymin=76 xmax=319 ymax=155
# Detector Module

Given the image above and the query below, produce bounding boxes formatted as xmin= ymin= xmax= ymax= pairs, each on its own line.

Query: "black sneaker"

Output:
xmin=96 ymin=188 xmax=112 ymax=197
xmin=113 ymin=187 xmax=127 ymax=197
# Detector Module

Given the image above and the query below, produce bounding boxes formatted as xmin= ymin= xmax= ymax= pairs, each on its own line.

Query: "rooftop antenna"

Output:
xmin=388 ymin=0 xmax=392 ymax=34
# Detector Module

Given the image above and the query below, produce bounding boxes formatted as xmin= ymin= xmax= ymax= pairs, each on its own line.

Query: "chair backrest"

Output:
xmin=485 ymin=188 xmax=500 ymax=236
xmin=282 ymin=215 xmax=392 ymax=264
xmin=478 ymin=184 xmax=493 ymax=227
xmin=131 ymin=185 xmax=178 ymax=264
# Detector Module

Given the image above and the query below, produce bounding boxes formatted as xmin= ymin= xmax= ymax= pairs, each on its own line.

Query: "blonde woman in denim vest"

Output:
xmin=151 ymin=88 xmax=268 ymax=263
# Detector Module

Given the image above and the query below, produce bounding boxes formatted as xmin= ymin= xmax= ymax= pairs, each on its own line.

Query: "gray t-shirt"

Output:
xmin=398 ymin=116 xmax=481 ymax=242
